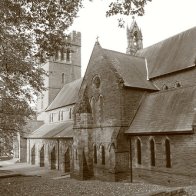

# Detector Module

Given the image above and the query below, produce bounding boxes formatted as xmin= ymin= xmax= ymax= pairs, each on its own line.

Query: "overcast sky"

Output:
xmin=70 ymin=0 xmax=196 ymax=75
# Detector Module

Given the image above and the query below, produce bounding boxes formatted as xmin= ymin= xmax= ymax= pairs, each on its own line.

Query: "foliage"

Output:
xmin=0 ymin=0 xmax=82 ymax=137
xmin=0 ymin=0 xmax=150 ymax=138
xmin=106 ymin=0 xmax=152 ymax=27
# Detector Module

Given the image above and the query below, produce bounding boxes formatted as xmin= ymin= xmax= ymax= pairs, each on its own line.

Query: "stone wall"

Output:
xmin=130 ymin=133 xmax=196 ymax=186
xmin=72 ymin=43 xmax=146 ymax=181
xmin=27 ymin=138 xmax=73 ymax=172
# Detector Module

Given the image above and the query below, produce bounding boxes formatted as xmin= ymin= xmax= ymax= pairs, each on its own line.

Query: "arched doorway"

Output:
xmin=40 ymin=146 xmax=44 ymax=167
xmin=51 ymin=147 xmax=56 ymax=170
xmin=31 ymin=145 xmax=35 ymax=165
xmin=64 ymin=148 xmax=70 ymax=173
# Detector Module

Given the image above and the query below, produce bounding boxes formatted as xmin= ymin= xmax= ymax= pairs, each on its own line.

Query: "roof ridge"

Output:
xmin=138 ymin=26 xmax=196 ymax=52
xmin=103 ymin=48 xmax=145 ymax=60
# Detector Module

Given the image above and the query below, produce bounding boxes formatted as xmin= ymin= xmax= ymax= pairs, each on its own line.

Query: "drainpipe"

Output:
xmin=130 ymin=138 xmax=133 ymax=183
xmin=18 ymin=132 xmax=20 ymax=162
xmin=28 ymin=139 xmax=30 ymax=163
xmin=57 ymin=139 xmax=60 ymax=170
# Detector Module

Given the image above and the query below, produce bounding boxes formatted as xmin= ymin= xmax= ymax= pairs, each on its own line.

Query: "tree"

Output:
xmin=106 ymin=0 xmax=152 ymax=27
xmin=0 ymin=0 xmax=151 ymax=139
xmin=0 ymin=0 xmax=82 ymax=138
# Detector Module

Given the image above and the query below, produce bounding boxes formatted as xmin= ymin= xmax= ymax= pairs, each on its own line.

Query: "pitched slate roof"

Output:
xmin=103 ymin=49 xmax=157 ymax=90
xmin=126 ymin=85 xmax=196 ymax=135
xmin=28 ymin=121 xmax=73 ymax=139
xmin=46 ymin=78 xmax=83 ymax=111
xmin=137 ymin=26 xmax=196 ymax=79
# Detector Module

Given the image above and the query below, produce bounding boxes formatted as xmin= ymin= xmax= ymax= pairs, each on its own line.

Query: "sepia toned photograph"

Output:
xmin=0 ymin=0 xmax=196 ymax=195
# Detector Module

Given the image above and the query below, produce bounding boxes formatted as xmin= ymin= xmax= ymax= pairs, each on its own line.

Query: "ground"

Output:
xmin=0 ymin=176 xmax=167 ymax=196
xmin=0 ymin=160 xmax=195 ymax=195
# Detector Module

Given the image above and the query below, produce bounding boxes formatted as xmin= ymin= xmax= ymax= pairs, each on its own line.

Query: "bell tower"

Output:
xmin=37 ymin=31 xmax=81 ymax=121
xmin=126 ymin=17 xmax=143 ymax=55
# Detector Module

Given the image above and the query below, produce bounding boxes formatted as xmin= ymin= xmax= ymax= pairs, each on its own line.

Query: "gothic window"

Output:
xmin=49 ymin=113 xmax=54 ymax=122
xmin=165 ymin=139 xmax=171 ymax=168
xmin=133 ymin=31 xmax=138 ymax=47
xmin=69 ymin=108 xmax=72 ymax=119
xmin=62 ymin=73 xmax=65 ymax=84
xmin=49 ymin=114 xmax=51 ymax=122
xmin=175 ymin=81 xmax=181 ymax=88
xmin=92 ymin=75 xmax=101 ymax=89
xmin=137 ymin=139 xmax=142 ymax=165
xmin=150 ymin=139 xmax=155 ymax=166
xmin=90 ymin=97 xmax=96 ymax=122
xmin=162 ymin=84 xmax=168 ymax=90
xmin=58 ymin=111 xmax=61 ymax=121
xmin=94 ymin=145 xmax=97 ymax=164
xmin=61 ymin=111 xmax=63 ymax=121
xmin=99 ymin=95 xmax=104 ymax=124
xmin=101 ymin=145 xmax=105 ymax=165
xmin=75 ymin=149 xmax=78 ymax=160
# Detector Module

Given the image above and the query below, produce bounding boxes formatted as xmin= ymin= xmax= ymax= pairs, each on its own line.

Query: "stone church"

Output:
xmin=26 ymin=19 xmax=196 ymax=186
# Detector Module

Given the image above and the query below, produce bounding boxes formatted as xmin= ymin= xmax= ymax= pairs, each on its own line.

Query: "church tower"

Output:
xmin=37 ymin=31 xmax=81 ymax=120
xmin=126 ymin=17 xmax=143 ymax=55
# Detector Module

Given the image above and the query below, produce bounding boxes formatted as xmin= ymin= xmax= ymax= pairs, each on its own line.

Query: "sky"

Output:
xmin=70 ymin=0 xmax=196 ymax=76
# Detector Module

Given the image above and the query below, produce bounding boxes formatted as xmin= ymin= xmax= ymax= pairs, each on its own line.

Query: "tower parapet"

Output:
xmin=69 ymin=31 xmax=81 ymax=47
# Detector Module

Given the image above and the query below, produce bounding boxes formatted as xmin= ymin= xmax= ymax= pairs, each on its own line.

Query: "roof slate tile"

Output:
xmin=126 ymin=85 xmax=196 ymax=134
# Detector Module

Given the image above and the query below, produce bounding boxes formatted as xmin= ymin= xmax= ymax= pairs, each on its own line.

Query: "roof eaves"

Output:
xmin=149 ymin=64 xmax=196 ymax=79
xmin=123 ymin=83 xmax=158 ymax=91
xmin=45 ymin=102 xmax=76 ymax=112
xmin=125 ymin=129 xmax=194 ymax=136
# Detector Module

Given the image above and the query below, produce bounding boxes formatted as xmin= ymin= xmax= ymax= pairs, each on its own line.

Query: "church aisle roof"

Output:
xmin=46 ymin=78 xmax=83 ymax=111
xmin=103 ymin=49 xmax=157 ymax=90
xmin=126 ymin=85 xmax=196 ymax=135
xmin=27 ymin=120 xmax=73 ymax=139
xmin=136 ymin=26 xmax=196 ymax=79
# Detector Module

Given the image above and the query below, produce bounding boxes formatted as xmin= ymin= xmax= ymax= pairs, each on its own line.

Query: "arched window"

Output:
xmin=101 ymin=146 xmax=105 ymax=165
xmin=137 ymin=139 xmax=141 ymax=165
xmin=61 ymin=111 xmax=63 ymax=121
xmin=49 ymin=113 xmax=51 ymax=122
xmin=90 ymin=97 xmax=96 ymax=122
xmin=75 ymin=149 xmax=78 ymax=160
xmin=62 ymin=73 xmax=65 ymax=84
xmin=175 ymin=81 xmax=181 ymax=88
xmin=133 ymin=31 xmax=138 ymax=46
xmin=49 ymin=113 xmax=53 ymax=122
xmin=94 ymin=145 xmax=97 ymax=164
xmin=69 ymin=108 xmax=72 ymax=119
xmin=58 ymin=111 xmax=60 ymax=121
xmin=165 ymin=139 xmax=171 ymax=168
xmin=150 ymin=139 xmax=155 ymax=166
xmin=162 ymin=84 xmax=168 ymax=90
xmin=99 ymin=95 xmax=104 ymax=124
